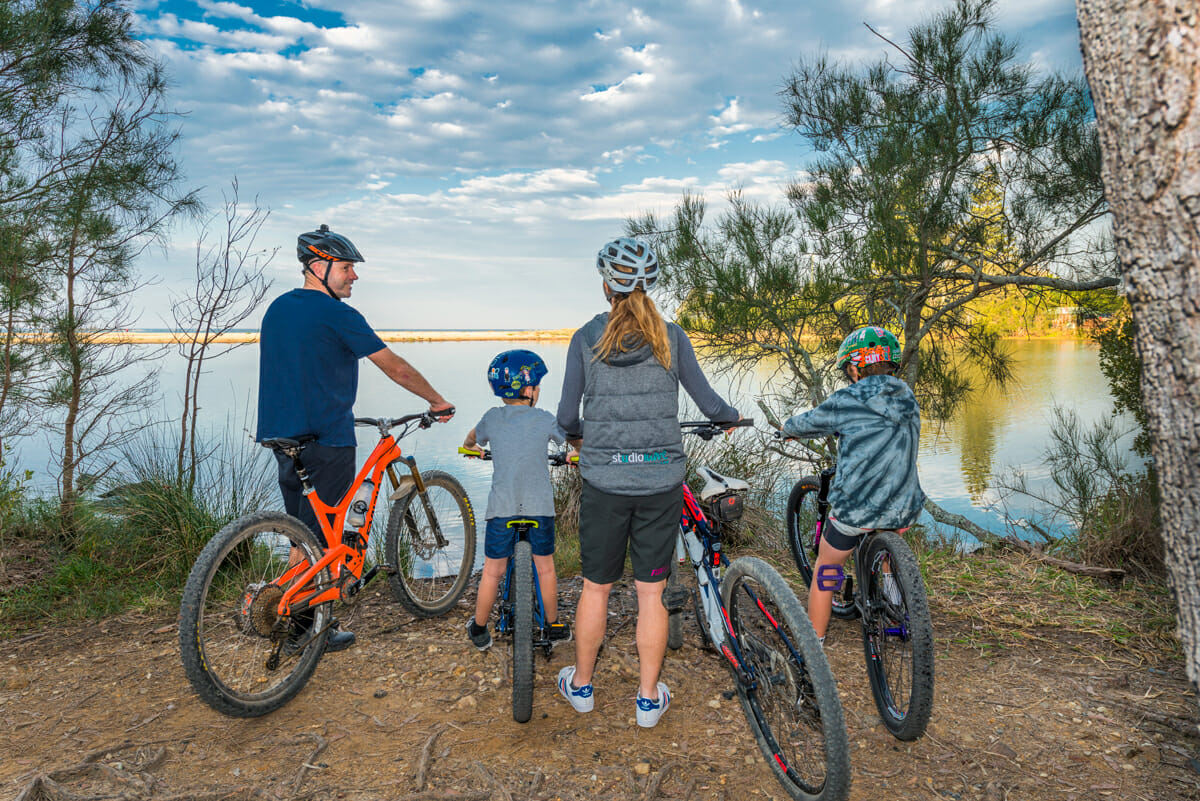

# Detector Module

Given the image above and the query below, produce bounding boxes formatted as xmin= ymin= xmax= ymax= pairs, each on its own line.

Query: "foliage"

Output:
xmin=1095 ymin=309 xmax=1151 ymax=457
xmin=0 ymin=421 xmax=276 ymax=631
xmin=994 ymin=406 xmax=1161 ymax=576
xmin=171 ymin=180 xmax=274 ymax=491
xmin=0 ymin=1 xmax=199 ymax=525
xmin=635 ymin=0 xmax=1117 ymax=428
xmin=0 ymin=0 xmax=154 ymax=442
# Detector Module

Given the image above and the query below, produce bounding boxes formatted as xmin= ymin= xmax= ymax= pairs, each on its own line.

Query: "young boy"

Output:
xmin=779 ymin=326 xmax=926 ymax=642
xmin=462 ymin=349 xmax=572 ymax=650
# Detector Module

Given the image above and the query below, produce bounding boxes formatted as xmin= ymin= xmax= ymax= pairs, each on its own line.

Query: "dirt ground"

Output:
xmin=2 ymin=566 xmax=1198 ymax=801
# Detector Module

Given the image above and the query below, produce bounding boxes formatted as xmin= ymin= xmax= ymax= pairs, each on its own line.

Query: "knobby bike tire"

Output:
xmin=666 ymin=557 xmax=684 ymax=650
xmin=385 ymin=470 xmax=476 ymax=617
xmin=861 ymin=531 xmax=935 ymax=741
xmin=178 ymin=511 xmax=331 ymax=718
xmin=723 ymin=557 xmax=851 ymax=801
xmin=511 ymin=540 xmax=535 ymax=723
xmin=786 ymin=478 xmax=858 ymax=621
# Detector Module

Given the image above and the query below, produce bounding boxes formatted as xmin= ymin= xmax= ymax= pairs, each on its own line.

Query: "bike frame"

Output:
xmin=678 ymin=482 xmax=782 ymax=688
xmin=495 ymin=521 xmax=550 ymax=637
xmin=808 ymin=465 xmax=910 ymax=640
xmin=270 ymin=416 xmax=444 ymax=619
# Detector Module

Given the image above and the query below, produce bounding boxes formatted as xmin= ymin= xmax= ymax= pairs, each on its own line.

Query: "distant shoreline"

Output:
xmin=14 ymin=329 xmax=576 ymax=345
xmin=13 ymin=329 xmax=1089 ymax=345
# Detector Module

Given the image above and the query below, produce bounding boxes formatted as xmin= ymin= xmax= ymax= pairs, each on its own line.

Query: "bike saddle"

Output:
xmin=695 ymin=465 xmax=749 ymax=501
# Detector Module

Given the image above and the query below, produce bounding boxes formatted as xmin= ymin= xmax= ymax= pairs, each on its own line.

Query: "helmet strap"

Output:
xmin=304 ymin=258 xmax=342 ymax=302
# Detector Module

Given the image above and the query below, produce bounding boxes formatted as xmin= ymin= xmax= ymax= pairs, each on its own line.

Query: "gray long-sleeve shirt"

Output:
xmin=781 ymin=374 xmax=926 ymax=530
xmin=556 ymin=314 xmax=738 ymax=495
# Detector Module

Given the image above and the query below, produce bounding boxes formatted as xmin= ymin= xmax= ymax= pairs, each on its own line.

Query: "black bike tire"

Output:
xmin=178 ymin=511 xmax=330 ymax=718
xmin=385 ymin=470 xmax=477 ymax=618
xmin=511 ymin=540 xmax=535 ymax=723
xmin=666 ymin=557 xmax=684 ymax=650
xmin=786 ymin=478 xmax=858 ymax=621
xmin=861 ymin=531 xmax=935 ymax=741
xmin=723 ymin=556 xmax=851 ymax=801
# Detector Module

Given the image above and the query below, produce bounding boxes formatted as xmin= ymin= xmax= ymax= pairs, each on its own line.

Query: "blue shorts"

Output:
xmin=484 ymin=515 xmax=556 ymax=559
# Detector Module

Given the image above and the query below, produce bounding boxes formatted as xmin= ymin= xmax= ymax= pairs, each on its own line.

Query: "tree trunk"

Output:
xmin=1076 ymin=0 xmax=1200 ymax=701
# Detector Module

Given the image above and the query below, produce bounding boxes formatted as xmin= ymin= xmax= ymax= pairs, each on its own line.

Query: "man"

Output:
xmin=256 ymin=224 xmax=454 ymax=651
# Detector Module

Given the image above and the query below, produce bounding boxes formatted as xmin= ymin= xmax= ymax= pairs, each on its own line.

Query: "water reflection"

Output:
xmin=10 ymin=337 xmax=1130 ymax=544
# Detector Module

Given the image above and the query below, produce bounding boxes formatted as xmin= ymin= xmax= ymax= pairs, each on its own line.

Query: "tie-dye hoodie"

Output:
xmin=781 ymin=374 xmax=926 ymax=530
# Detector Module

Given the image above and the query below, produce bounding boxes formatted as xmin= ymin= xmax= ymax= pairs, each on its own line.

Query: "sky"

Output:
xmin=130 ymin=0 xmax=1087 ymax=331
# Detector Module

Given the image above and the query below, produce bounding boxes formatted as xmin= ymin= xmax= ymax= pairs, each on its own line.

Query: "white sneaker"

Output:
xmin=882 ymin=572 xmax=902 ymax=605
xmin=636 ymin=682 xmax=671 ymax=728
xmin=557 ymin=666 xmax=594 ymax=713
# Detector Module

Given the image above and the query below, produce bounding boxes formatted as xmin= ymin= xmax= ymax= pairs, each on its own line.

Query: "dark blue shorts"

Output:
xmin=484 ymin=515 xmax=556 ymax=559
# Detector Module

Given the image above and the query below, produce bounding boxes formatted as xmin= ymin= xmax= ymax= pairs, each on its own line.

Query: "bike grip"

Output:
xmin=458 ymin=447 xmax=480 ymax=457
xmin=433 ymin=406 xmax=455 ymax=418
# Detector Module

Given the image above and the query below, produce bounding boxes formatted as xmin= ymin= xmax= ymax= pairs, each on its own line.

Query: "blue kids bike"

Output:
xmin=460 ymin=448 xmax=573 ymax=723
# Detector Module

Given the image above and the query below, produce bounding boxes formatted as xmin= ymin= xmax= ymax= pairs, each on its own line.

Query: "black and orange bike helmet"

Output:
xmin=296 ymin=224 xmax=364 ymax=300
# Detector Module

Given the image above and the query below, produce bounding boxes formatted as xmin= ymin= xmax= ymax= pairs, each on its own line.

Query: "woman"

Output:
xmin=555 ymin=237 xmax=740 ymax=728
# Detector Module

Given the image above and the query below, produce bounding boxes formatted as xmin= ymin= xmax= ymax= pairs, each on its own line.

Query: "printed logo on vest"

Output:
xmin=609 ymin=450 xmax=670 ymax=465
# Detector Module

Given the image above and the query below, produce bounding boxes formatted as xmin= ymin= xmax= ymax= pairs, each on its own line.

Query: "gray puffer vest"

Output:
xmin=578 ymin=314 xmax=685 ymax=496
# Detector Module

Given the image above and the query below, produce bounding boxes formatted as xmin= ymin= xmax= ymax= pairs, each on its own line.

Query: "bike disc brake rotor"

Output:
xmin=237 ymin=583 xmax=284 ymax=637
xmin=750 ymin=634 xmax=800 ymax=704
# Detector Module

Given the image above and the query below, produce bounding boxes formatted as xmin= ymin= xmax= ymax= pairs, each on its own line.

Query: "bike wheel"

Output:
xmin=178 ymin=511 xmax=331 ymax=718
xmin=385 ymin=470 xmax=476 ymax=617
xmin=786 ymin=478 xmax=858 ymax=621
xmin=861 ymin=532 xmax=934 ymax=741
xmin=723 ymin=557 xmax=851 ymax=801
xmin=511 ymin=540 xmax=534 ymax=723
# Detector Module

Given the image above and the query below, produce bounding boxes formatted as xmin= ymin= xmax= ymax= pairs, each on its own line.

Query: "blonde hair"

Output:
xmin=593 ymin=289 xmax=672 ymax=369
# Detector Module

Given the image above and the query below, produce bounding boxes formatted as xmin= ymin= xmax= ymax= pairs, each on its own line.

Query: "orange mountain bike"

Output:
xmin=179 ymin=411 xmax=476 ymax=717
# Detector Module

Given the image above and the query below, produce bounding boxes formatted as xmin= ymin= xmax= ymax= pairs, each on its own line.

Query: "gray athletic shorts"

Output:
xmin=578 ymin=481 xmax=682 ymax=584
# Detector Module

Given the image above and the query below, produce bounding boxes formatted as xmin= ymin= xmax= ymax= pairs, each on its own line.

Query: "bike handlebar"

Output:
xmin=459 ymin=447 xmax=577 ymax=466
xmin=680 ymin=418 xmax=754 ymax=441
xmin=355 ymin=408 xmax=455 ymax=435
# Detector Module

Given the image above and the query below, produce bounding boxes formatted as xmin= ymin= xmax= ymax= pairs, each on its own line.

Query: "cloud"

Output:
xmin=132 ymin=0 xmax=1085 ymax=329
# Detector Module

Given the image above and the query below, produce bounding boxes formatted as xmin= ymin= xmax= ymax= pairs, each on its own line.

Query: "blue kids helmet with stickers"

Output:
xmin=487 ymin=350 xmax=548 ymax=399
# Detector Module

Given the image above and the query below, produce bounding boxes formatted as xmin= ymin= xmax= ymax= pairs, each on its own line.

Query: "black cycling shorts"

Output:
xmin=578 ymin=481 xmax=682 ymax=584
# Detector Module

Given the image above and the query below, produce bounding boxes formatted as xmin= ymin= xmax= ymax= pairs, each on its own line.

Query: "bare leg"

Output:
xmin=473 ymin=556 xmax=506 ymax=626
xmin=635 ymin=579 xmax=668 ymax=698
xmin=532 ymin=554 xmax=558 ymax=621
xmin=572 ymin=578 xmax=612 ymax=686
xmin=808 ymin=538 xmax=854 ymax=639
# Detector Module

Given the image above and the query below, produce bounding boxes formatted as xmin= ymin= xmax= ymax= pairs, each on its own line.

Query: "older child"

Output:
xmin=779 ymin=326 xmax=926 ymax=641
xmin=462 ymin=349 xmax=571 ymax=650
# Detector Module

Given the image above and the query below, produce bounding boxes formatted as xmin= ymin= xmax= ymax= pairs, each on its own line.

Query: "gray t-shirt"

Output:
xmin=474 ymin=405 xmax=566 ymax=519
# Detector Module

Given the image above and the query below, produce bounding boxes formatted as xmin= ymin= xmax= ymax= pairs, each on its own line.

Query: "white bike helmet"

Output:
xmin=596 ymin=237 xmax=659 ymax=294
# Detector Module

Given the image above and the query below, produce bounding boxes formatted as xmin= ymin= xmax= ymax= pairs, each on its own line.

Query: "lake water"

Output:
xmin=10 ymin=337 xmax=1134 ymax=544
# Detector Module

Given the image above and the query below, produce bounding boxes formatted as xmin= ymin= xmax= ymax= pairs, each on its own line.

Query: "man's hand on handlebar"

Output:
xmin=429 ymin=401 xmax=455 ymax=421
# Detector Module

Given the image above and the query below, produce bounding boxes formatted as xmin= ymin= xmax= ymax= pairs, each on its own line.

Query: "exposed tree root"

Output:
xmin=413 ymin=725 xmax=445 ymax=792
xmin=924 ymin=499 xmax=1126 ymax=584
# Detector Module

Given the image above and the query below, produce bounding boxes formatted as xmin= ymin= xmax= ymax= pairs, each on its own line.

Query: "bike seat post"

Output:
xmin=290 ymin=452 xmax=315 ymax=495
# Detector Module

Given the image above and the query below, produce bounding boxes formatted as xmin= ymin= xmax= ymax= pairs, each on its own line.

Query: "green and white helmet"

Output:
xmin=836 ymin=326 xmax=901 ymax=372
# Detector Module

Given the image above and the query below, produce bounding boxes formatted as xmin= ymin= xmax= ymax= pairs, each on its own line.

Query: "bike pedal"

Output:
xmin=722 ymin=689 xmax=736 ymax=701
xmin=662 ymin=586 xmax=689 ymax=612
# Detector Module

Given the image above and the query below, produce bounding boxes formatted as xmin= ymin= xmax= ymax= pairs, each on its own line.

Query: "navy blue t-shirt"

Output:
xmin=255 ymin=289 xmax=386 ymax=447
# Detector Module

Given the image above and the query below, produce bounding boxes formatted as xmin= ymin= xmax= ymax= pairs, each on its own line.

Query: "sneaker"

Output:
xmin=324 ymin=624 xmax=356 ymax=653
xmin=636 ymin=682 xmax=671 ymax=728
xmin=557 ymin=666 xmax=594 ymax=713
xmin=543 ymin=620 xmax=572 ymax=646
xmin=467 ymin=619 xmax=493 ymax=651
xmin=284 ymin=616 xmax=355 ymax=655
xmin=882 ymin=572 xmax=902 ymax=606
